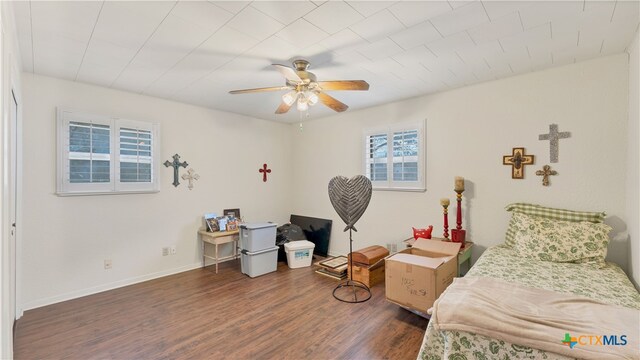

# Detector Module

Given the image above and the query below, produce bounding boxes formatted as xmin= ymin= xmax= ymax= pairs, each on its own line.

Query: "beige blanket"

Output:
xmin=432 ymin=277 xmax=640 ymax=360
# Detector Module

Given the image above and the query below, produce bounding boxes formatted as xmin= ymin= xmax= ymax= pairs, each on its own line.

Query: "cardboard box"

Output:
xmin=385 ymin=239 xmax=461 ymax=312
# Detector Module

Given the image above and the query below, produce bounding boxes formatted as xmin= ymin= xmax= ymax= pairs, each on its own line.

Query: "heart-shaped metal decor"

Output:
xmin=328 ymin=175 xmax=372 ymax=232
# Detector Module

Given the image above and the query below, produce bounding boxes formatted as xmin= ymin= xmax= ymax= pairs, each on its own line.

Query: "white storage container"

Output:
xmin=240 ymin=246 xmax=279 ymax=278
xmin=284 ymin=240 xmax=315 ymax=269
xmin=240 ymin=223 xmax=278 ymax=252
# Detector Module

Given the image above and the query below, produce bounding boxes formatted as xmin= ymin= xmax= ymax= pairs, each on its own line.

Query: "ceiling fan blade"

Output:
xmin=229 ymin=86 xmax=291 ymax=94
xmin=317 ymin=80 xmax=370 ymax=91
xmin=275 ymin=101 xmax=292 ymax=114
xmin=272 ymin=64 xmax=302 ymax=83
xmin=318 ymin=92 xmax=349 ymax=112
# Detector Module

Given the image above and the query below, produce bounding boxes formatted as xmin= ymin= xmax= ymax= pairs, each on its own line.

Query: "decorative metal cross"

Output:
xmin=536 ymin=165 xmax=557 ymax=186
xmin=259 ymin=163 xmax=271 ymax=182
xmin=181 ymin=168 xmax=200 ymax=190
xmin=164 ymin=154 xmax=188 ymax=187
xmin=539 ymin=124 xmax=570 ymax=163
xmin=503 ymin=147 xmax=535 ymax=179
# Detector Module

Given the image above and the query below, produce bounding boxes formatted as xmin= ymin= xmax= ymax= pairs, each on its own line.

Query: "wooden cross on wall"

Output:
xmin=539 ymin=124 xmax=570 ymax=163
xmin=164 ymin=154 xmax=188 ymax=187
xmin=503 ymin=148 xmax=534 ymax=179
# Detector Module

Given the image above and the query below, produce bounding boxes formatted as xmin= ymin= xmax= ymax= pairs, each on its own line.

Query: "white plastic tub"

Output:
xmin=240 ymin=246 xmax=279 ymax=278
xmin=240 ymin=222 xmax=278 ymax=252
xmin=284 ymin=240 xmax=315 ymax=269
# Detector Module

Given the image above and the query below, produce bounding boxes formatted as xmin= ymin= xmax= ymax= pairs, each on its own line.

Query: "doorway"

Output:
xmin=9 ymin=89 xmax=17 ymax=327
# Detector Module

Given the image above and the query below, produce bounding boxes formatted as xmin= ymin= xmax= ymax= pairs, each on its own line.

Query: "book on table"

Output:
xmin=204 ymin=213 xmax=219 ymax=232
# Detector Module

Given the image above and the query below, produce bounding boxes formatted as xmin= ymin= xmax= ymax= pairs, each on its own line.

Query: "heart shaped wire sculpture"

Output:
xmin=328 ymin=175 xmax=372 ymax=232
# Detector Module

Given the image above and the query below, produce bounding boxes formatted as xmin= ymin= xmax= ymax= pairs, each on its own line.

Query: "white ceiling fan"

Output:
xmin=229 ymin=59 xmax=370 ymax=114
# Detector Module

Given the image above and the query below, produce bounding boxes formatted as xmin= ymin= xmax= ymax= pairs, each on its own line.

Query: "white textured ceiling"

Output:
xmin=13 ymin=0 xmax=640 ymax=122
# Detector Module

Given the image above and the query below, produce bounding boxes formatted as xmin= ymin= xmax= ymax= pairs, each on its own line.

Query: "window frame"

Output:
xmin=363 ymin=120 xmax=425 ymax=192
xmin=56 ymin=108 xmax=160 ymax=196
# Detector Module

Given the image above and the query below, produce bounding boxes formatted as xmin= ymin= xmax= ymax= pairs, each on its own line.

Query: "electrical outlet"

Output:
xmin=170 ymin=246 xmax=176 ymax=255
xmin=104 ymin=259 xmax=112 ymax=270
xmin=162 ymin=247 xmax=169 ymax=256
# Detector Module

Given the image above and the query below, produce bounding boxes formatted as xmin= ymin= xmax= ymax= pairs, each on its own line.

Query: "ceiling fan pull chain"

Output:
xmin=299 ymin=110 xmax=304 ymax=132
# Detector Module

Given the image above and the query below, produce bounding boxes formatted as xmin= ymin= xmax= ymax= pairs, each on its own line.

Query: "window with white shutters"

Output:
xmin=364 ymin=122 xmax=425 ymax=191
xmin=57 ymin=109 xmax=160 ymax=195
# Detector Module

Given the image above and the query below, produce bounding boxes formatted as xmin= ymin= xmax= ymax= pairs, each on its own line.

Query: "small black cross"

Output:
xmin=164 ymin=154 xmax=188 ymax=187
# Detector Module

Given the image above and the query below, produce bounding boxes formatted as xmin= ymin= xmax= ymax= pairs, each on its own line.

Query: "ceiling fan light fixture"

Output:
xmin=297 ymin=97 xmax=309 ymax=111
xmin=282 ymin=90 xmax=297 ymax=106
xmin=307 ymin=91 xmax=319 ymax=106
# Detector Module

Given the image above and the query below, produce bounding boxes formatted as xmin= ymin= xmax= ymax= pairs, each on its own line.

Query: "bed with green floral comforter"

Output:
xmin=417 ymin=245 xmax=640 ymax=360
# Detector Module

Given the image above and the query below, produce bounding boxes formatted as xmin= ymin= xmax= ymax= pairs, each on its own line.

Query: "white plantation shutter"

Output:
xmin=363 ymin=122 xmax=425 ymax=191
xmin=116 ymin=119 xmax=158 ymax=192
xmin=69 ymin=122 xmax=111 ymax=183
xmin=119 ymin=128 xmax=152 ymax=182
xmin=392 ymin=130 xmax=419 ymax=181
xmin=365 ymin=133 xmax=388 ymax=182
xmin=59 ymin=111 xmax=113 ymax=193
xmin=57 ymin=109 xmax=159 ymax=195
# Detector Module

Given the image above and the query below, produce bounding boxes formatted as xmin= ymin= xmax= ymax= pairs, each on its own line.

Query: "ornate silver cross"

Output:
xmin=539 ymin=124 xmax=570 ymax=163
xmin=164 ymin=154 xmax=188 ymax=187
xmin=181 ymin=168 xmax=200 ymax=190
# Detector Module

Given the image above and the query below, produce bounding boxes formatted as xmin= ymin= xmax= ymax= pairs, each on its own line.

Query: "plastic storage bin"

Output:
xmin=240 ymin=223 xmax=278 ymax=252
xmin=284 ymin=240 xmax=315 ymax=269
xmin=240 ymin=246 xmax=279 ymax=278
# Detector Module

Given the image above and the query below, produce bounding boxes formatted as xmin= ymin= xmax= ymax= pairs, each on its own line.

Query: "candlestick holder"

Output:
xmin=442 ymin=204 xmax=449 ymax=240
xmin=451 ymin=189 xmax=466 ymax=247
xmin=455 ymin=189 xmax=463 ymax=230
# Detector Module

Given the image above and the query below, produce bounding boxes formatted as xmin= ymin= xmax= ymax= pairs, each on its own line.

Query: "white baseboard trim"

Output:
xmin=21 ymin=261 xmax=204 ymax=311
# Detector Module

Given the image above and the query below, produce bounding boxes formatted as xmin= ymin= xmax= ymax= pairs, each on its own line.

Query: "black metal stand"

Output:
xmin=332 ymin=229 xmax=371 ymax=303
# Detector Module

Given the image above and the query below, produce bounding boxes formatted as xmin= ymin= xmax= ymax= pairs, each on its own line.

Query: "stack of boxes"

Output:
xmin=239 ymin=223 xmax=278 ymax=278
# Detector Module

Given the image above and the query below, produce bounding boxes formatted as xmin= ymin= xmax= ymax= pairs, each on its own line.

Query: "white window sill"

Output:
xmin=372 ymin=187 xmax=426 ymax=192
xmin=56 ymin=190 xmax=160 ymax=197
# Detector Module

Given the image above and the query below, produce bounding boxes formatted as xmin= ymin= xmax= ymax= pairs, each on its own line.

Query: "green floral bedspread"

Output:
xmin=418 ymin=245 xmax=640 ymax=360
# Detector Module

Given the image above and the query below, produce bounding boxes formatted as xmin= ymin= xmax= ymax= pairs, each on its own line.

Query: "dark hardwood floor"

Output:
xmin=14 ymin=260 xmax=429 ymax=360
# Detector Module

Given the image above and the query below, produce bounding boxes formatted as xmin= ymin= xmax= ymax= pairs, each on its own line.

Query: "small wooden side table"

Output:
xmin=403 ymin=238 xmax=474 ymax=277
xmin=198 ymin=230 xmax=240 ymax=273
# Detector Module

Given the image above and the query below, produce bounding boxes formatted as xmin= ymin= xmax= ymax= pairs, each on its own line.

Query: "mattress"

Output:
xmin=417 ymin=245 xmax=640 ymax=360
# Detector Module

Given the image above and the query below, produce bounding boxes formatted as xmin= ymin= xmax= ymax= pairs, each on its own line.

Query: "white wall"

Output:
xmin=21 ymin=74 xmax=292 ymax=310
xmin=627 ymin=29 xmax=639 ymax=289
xmin=18 ymin=49 xmax=637 ymax=311
xmin=291 ymin=54 xmax=631 ymax=274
